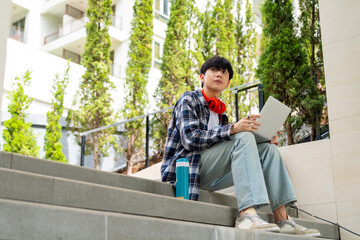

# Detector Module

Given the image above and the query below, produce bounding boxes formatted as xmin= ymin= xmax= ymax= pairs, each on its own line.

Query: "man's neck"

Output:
xmin=203 ymin=87 xmax=221 ymax=99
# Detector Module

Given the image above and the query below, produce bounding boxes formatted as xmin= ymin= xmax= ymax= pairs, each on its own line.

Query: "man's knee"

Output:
xmin=232 ymin=132 xmax=256 ymax=145
xmin=261 ymin=142 xmax=282 ymax=162
xmin=265 ymin=142 xmax=279 ymax=154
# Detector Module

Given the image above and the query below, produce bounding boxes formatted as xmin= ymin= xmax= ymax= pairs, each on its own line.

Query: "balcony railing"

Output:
xmin=44 ymin=14 xmax=123 ymax=45
xmin=44 ymin=16 xmax=86 ymax=44
xmin=9 ymin=25 xmax=26 ymax=43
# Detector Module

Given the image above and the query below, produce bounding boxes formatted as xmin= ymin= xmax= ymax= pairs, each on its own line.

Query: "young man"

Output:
xmin=161 ymin=56 xmax=320 ymax=236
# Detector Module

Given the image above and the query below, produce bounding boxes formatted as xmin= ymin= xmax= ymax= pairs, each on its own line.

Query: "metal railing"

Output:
xmin=44 ymin=16 xmax=86 ymax=44
xmin=79 ymin=106 xmax=174 ymax=167
xmin=229 ymin=81 xmax=264 ymax=122
xmin=79 ymin=83 xmax=264 ymax=168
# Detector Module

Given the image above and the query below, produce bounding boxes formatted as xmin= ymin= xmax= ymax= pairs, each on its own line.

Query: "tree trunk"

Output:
xmin=286 ymin=122 xmax=294 ymax=145
xmin=310 ymin=2 xmax=316 ymax=84
xmin=310 ymin=125 xmax=316 ymax=141
xmin=93 ymin=135 xmax=99 ymax=170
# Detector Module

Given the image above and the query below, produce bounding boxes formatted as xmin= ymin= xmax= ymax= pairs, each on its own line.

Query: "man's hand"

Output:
xmin=230 ymin=115 xmax=261 ymax=135
xmin=269 ymin=131 xmax=281 ymax=145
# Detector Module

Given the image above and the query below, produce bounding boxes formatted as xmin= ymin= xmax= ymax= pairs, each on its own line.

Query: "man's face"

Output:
xmin=200 ymin=67 xmax=230 ymax=93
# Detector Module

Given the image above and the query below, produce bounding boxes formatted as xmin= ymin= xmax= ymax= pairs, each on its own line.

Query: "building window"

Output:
xmin=154 ymin=0 xmax=170 ymax=24
xmin=154 ymin=42 xmax=162 ymax=69
xmin=155 ymin=42 xmax=160 ymax=60
xmin=65 ymin=5 xmax=84 ymax=19
xmin=155 ymin=0 xmax=160 ymax=11
xmin=163 ymin=0 xmax=169 ymax=15
xmin=10 ymin=18 xmax=26 ymax=43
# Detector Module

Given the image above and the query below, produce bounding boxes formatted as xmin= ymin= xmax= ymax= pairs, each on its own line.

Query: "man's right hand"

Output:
xmin=230 ymin=114 xmax=261 ymax=135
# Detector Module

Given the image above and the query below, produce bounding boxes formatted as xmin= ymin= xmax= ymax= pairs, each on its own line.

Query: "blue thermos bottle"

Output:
xmin=176 ymin=158 xmax=189 ymax=200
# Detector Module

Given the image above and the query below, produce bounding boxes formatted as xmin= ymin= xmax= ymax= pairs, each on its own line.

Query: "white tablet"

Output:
xmin=252 ymin=96 xmax=291 ymax=143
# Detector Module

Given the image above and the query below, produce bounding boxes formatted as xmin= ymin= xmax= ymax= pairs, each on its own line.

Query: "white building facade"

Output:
xmin=0 ymin=0 xmax=170 ymax=171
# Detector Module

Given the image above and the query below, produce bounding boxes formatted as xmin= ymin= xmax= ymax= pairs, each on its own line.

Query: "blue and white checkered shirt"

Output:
xmin=161 ymin=89 xmax=233 ymax=200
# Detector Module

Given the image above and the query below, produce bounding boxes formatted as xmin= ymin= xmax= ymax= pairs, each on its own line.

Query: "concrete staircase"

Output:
xmin=0 ymin=151 xmax=339 ymax=240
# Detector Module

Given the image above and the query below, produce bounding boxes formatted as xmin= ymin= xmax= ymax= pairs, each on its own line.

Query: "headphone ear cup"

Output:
xmin=219 ymin=101 xmax=226 ymax=114
xmin=208 ymin=98 xmax=220 ymax=112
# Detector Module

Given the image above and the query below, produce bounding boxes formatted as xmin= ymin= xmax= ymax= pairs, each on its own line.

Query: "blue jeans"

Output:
xmin=199 ymin=132 xmax=297 ymax=212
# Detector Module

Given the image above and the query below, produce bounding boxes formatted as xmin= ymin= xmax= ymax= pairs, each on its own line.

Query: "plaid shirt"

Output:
xmin=161 ymin=89 xmax=233 ymax=200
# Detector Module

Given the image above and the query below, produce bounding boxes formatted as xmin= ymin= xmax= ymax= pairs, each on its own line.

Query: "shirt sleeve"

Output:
xmin=176 ymin=98 xmax=232 ymax=152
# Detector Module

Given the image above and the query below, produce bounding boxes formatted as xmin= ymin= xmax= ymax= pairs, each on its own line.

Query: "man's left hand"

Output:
xmin=270 ymin=131 xmax=281 ymax=145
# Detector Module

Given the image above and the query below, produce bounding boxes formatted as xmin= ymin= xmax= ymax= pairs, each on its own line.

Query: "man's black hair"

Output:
xmin=200 ymin=56 xmax=234 ymax=81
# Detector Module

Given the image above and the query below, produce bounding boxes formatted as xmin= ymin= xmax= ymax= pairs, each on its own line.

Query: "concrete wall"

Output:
xmin=318 ymin=1 xmax=360 ymax=239
xmin=280 ymin=140 xmax=337 ymax=222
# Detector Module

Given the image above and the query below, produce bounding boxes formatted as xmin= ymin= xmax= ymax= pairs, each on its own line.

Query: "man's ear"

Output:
xmin=227 ymin=80 xmax=230 ymax=87
xmin=200 ymin=74 xmax=205 ymax=84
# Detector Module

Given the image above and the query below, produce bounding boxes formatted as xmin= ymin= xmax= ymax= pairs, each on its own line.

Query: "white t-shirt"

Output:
xmin=208 ymin=111 xmax=220 ymax=129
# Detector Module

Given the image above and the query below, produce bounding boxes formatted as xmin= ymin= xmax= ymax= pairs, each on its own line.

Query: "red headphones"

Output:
xmin=202 ymin=89 xmax=226 ymax=124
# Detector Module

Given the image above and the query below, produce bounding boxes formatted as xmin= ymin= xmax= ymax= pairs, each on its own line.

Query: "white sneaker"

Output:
xmin=235 ymin=213 xmax=280 ymax=232
xmin=277 ymin=217 xmax=321 ymax=237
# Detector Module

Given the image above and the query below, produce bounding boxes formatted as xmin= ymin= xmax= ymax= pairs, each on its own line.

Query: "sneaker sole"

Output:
xmin=297 ymin=233 xmax=321 ymax=237
xmin=250 ymin=227 xmax=280 ymax=233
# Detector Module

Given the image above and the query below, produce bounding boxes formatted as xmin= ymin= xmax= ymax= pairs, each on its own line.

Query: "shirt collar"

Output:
xmin=195 ymin=89 xmax=209 ymax=108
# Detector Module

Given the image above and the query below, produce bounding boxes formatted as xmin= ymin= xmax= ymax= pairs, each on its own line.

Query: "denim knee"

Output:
xmin=269 ymin=142 xmax=281 ymax=153
xmin=263 ymin=142 xmax=278 ymax=153
xmin=260 ymin=142 xmax=282 ymax=164
xmin=232 ymin=132 xmax=257 ymax=146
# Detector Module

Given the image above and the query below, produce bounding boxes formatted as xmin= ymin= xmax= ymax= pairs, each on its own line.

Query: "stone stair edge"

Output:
xmin=0 ymin=167 xmax=200 ymax=204
xmin=0 ymin=198 xmax=329 ymax=240
xmin=0 ymin=166 xmax=339 ymax=239
xmin=0 ymin=151 xmax=239 ymax=207
xmin=0 ymin=167 xmax=238 ymax=227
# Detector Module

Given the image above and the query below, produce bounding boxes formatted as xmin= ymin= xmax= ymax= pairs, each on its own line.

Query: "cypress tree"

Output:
xmin=67 ymin=0 xmax=115 ymax=169
xmin=152 ymin=0 xmax=194 ymax=161
xmin=209 ymin=0 xmax=237 ymax=120
xmin=211 ymin=0 xmax=236 ymax=61
xmin=122 ymin=0 xmax=153 ymax=174
xmin=234 ymin=0 xmax=258 ymax=119
xmin=44 ymin=62 xmax=70 ymax=163
xmin=299 ymin=0 xmax=325 ymax=140
xmin=2 ymin=70 xmax=40 ymax=157
xmin=256 ymin=0 xmax=316 ymax=145
xmin=195 ymin=2 xmax=213 ymax=64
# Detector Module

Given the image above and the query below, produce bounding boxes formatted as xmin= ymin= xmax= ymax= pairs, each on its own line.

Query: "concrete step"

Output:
xmin=0 ymin=151 xmax=237 ymax=207
xmin=0 ymin=167 xmax=339 ymax=239
xmin=0 ymin=198 xmax=333 ymax=240
xmin=0 ymin=151 xmax=296 ymax=216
